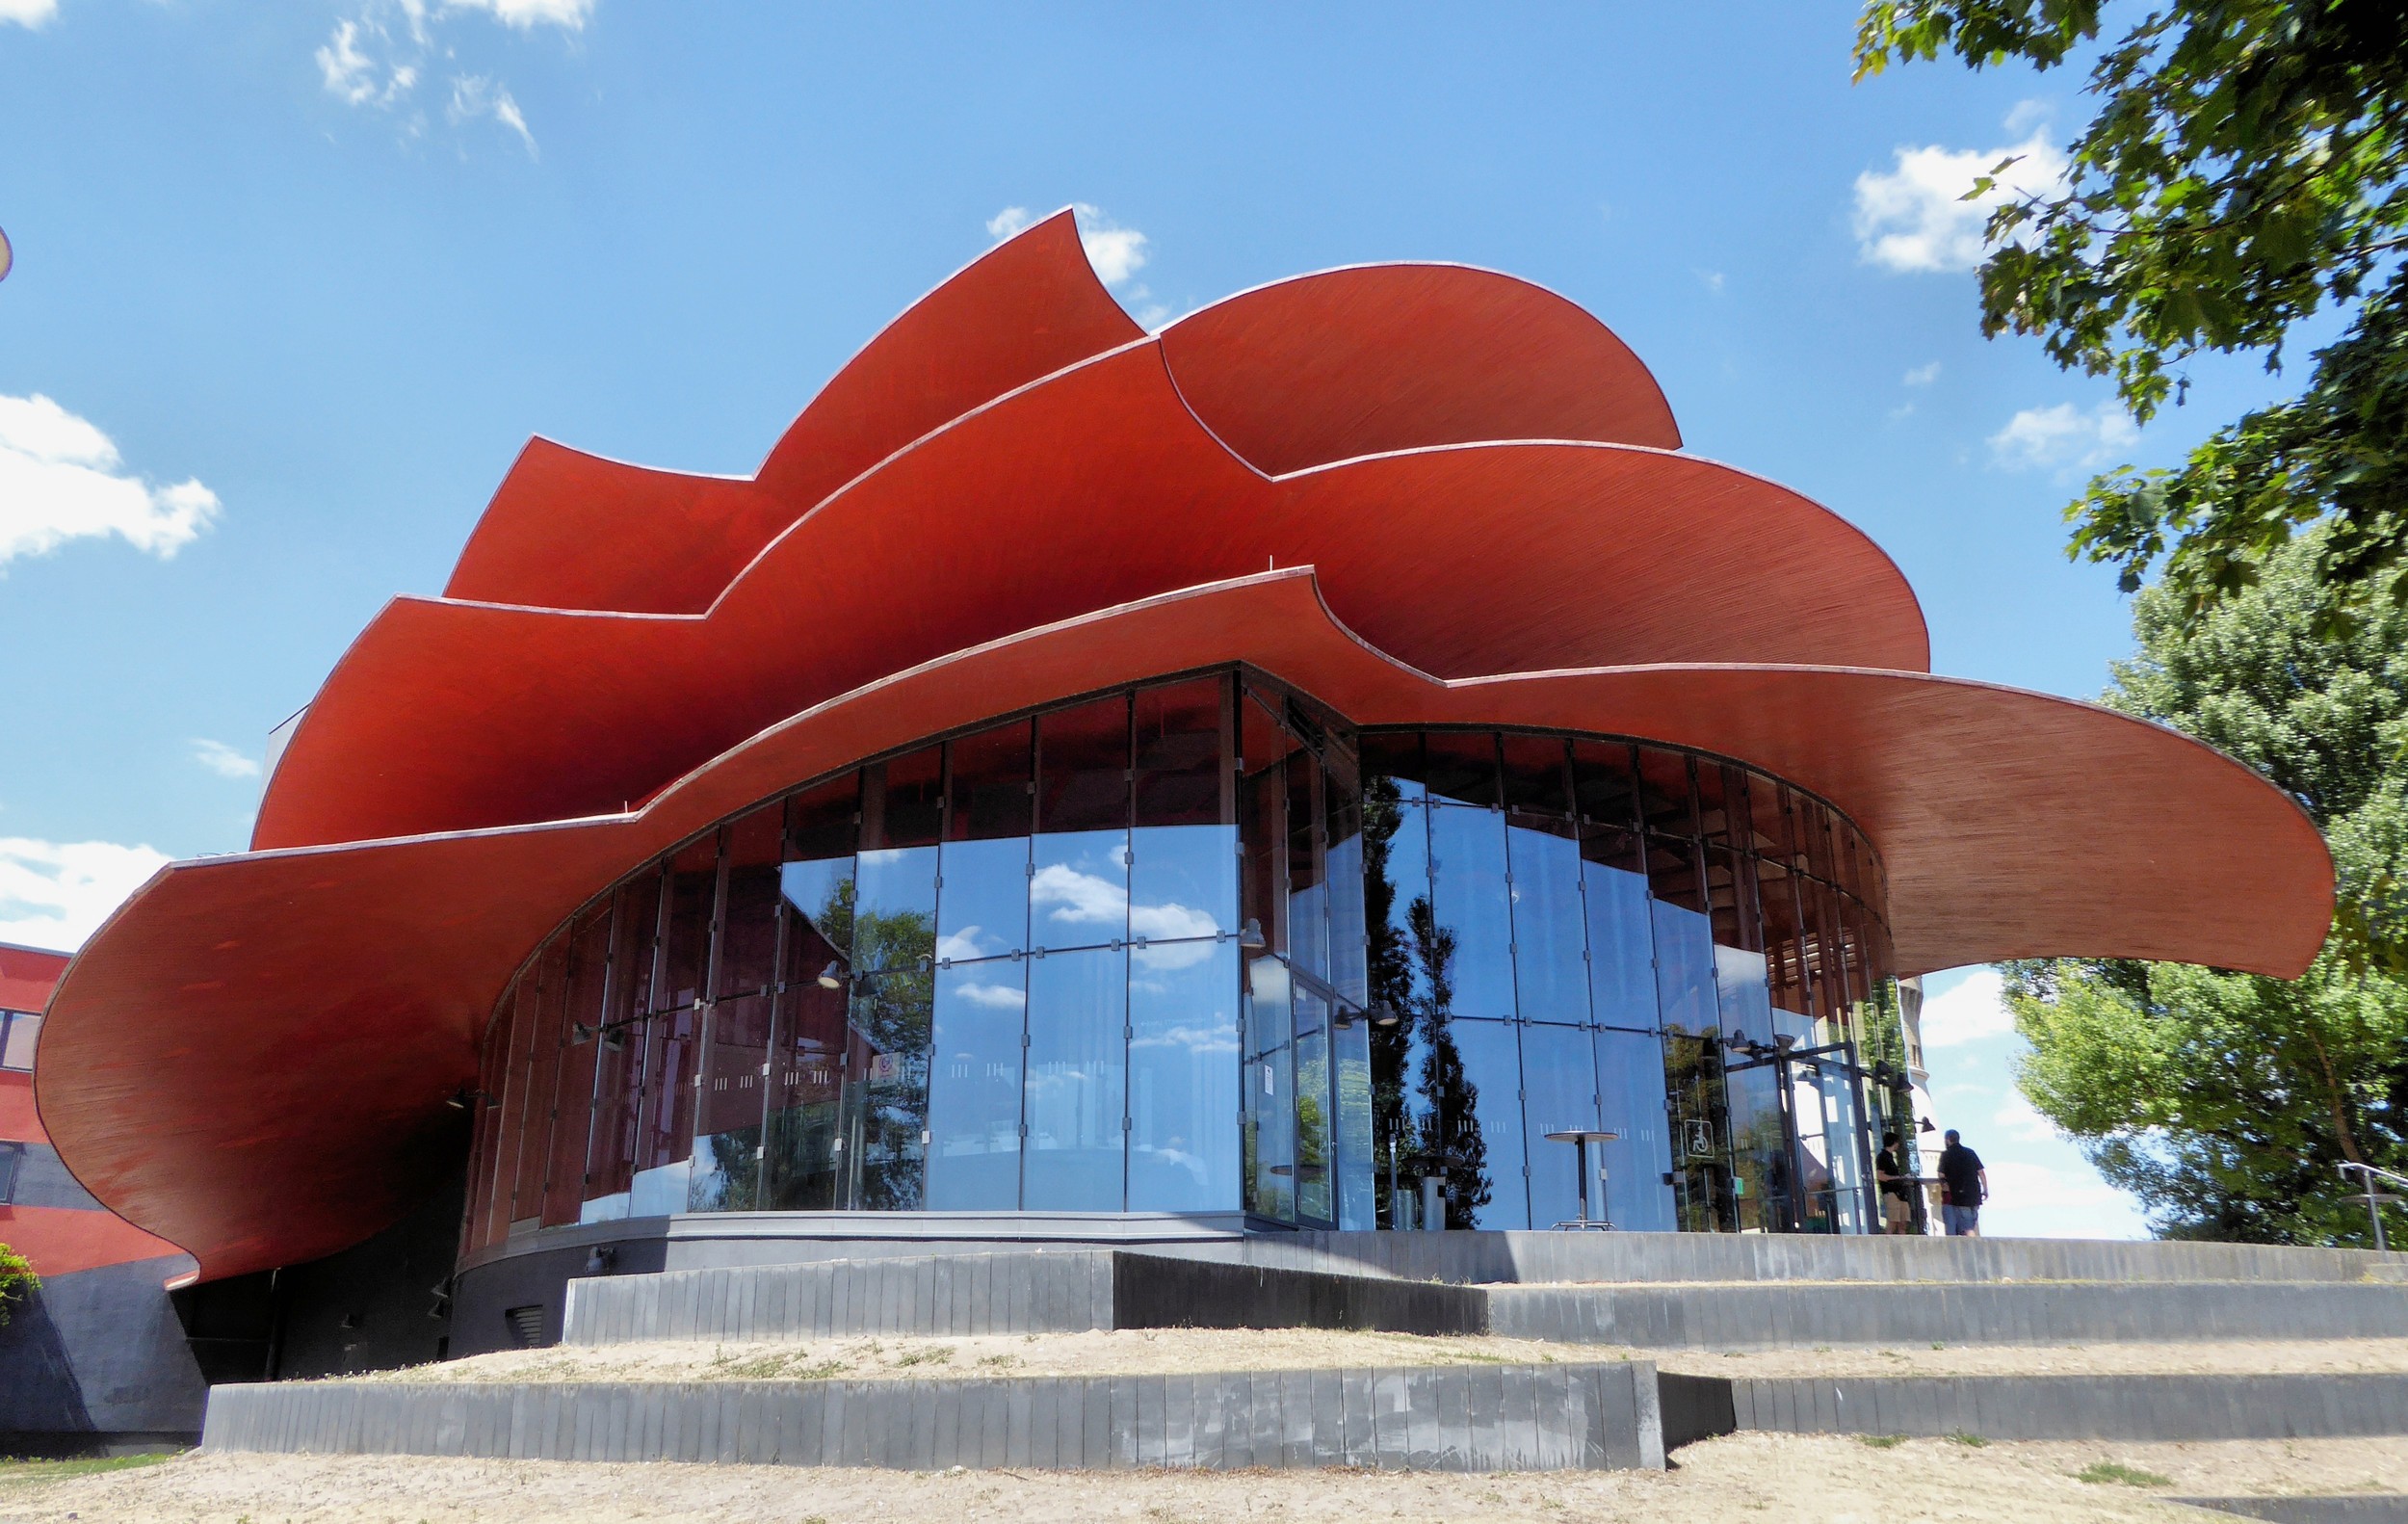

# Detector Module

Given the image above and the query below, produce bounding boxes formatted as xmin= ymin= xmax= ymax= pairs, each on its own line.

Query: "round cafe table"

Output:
xmin=1543 ymin=1129 xmax=1622 ymax=1230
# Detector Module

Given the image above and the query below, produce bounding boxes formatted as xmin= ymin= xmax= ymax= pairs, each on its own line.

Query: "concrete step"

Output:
xmin=1688 ymin=1371 xmax=2408 ymax=1444
xmin=1487 ymin=1278 xmax=2408 ymax=1349
xmin=2174 ymin=1499 xmax=2408 ymax=1523
xmin=1195 ymin=1229 xmax=2406 ymax=1287
xmin=198 ymin=1360 xmax=1667 ymax=1472
xmin=563 ymin=1248 xmax=2408 ymax=1352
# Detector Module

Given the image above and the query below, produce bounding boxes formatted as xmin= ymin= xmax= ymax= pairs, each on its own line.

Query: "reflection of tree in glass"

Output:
xmin=846 ymin=897 xmax=934 ymax=1212
xmin=1408 ymin=899 xmax=1490 ymax=1226
xmin=1662 ymin=1030 xmax=1737 ymax=1232
xmin=696 ymin=1129 xmax=761 ymax=1211
xmin=1362 ymin=773 xmax=1488 ymax=1227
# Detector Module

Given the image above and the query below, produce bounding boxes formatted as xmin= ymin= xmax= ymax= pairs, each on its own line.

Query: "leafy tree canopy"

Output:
xmin=2005 ymin=532 xmax=2408 ymax=1241
xmin=1856 ymin=0 xmax=2408 ymax=628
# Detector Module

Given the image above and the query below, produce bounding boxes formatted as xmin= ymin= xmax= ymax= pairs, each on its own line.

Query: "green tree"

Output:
xmin=1855 ymin=1 xmax=2408 ymax=627
xmin=0 ymin=1242 xmax=35 ymax=1325
xmin=2004 ymin=532 xmax=2408 ymax=1242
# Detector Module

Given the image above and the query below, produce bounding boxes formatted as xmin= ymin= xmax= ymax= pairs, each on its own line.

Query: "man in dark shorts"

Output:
xmin=1937 ymin=1129 xmax=1987 ymax=1236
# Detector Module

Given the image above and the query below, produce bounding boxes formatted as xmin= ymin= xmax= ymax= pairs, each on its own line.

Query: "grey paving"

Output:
xmin=201 ymin=1361 xmax=1663 ymax=1472
xmin=2171 ymin=1498 xmax=2408 ymax=1523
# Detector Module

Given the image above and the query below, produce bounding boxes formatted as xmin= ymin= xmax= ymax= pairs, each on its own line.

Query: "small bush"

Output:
xmin=1947 ymin=1431 xmax=1988 ymax=1448
xmin=0 ymin=1245 xmax=36 ymax=1327
xmin=1856 ymin=1433 xmax=1907 ymax=1449
xmin=2076 ymin=1460 xmax=2173 ymax=1488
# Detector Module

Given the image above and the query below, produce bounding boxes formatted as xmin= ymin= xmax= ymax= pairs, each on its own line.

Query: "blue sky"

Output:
xmin=0 ymin=1 xmax=2293 ymax=1237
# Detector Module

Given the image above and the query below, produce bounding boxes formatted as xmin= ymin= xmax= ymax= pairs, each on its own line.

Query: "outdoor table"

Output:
xmin=1544 ymin=1128 xmax=1621 ymax=1229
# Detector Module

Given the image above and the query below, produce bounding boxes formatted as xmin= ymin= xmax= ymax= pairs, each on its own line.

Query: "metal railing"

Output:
xmin=2338 ymin=1161 xmax=2408 ymax=1251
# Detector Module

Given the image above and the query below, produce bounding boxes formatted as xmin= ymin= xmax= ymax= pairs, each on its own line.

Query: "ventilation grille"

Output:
xmin=504 ymin=1304 xmax=546 ymax=1350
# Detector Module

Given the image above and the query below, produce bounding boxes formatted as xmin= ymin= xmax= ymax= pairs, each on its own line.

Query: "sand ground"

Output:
xmin=8 ymin=1433 xmax=2408 ymax=1523
xmin=348 ymin=1327 xmax=2408 ymax=1384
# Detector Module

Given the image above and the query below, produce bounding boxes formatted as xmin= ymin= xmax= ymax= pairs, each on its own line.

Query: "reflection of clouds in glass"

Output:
xmin=1131 ymin=1022 xmax=1241 ymax=1056
xmin=1132 ymin=937 xmax=1217 ymax=972
xmin=858 ymin=849 xmax=912 ymax=867
xmin=936 ymin=928 xmax=994 ymax=962
xmin=954 ymin=979 xmax=1026 ymax=1011
xmin=1031 ymin=862 xmax=1123 ymax=929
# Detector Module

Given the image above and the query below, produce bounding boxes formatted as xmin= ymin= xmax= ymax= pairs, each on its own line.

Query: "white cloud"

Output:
xmin=984 ymin=202 xmax=1150 ymax=286
xmin=1994 ymin=1090 xmax=2058 ymax=1143
xmin=2003 ymin=97 xmax=2053 ymax=136
xmin=0 ymin=837 xmax=170 ymax=952
xmin=1903 ymin=361 xmax=1942 ymax=387
xmin=1854 ymin=109 xmax=2071 ymax=274
xmin=1918 ymin=967 xmax=2014 ymax=1050
xmin=1981 ymin=1158 xmax=2150 ymax=1240
xmin=0 ymin=393 xmax=220 ymax=569
xmin=191 ymin=740 xmax=262 ymax=780
xmin=0 ymin=0 xmax=58 ymax=29
xmin=443 ymin=0 xmax=591 ymax=30
xmin=317 ymin=0 xmax=562 ymax=150
xmin=1988 ymin=399 xmax=2137 ymax=471
xmin=1696 ymin=269 xmax=1726 ymax=294
xmin=449 ymin=73 xmax=537 ymax=155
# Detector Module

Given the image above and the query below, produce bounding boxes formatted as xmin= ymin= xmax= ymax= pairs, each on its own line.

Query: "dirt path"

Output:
xmin=21 ymin=1432 xmax=2394 ymax=1523
xmin=347 ymin=1327 xmax=2408 ymax=1385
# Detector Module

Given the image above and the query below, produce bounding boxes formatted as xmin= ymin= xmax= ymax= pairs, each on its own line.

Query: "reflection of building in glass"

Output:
xmin=32 ymin=213 xmax=2332 ymax=1362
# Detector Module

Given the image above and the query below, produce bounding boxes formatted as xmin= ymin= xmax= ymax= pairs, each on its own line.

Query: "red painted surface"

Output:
xmin=0 ymin=941 xmax=66 ymax=1015
xmin=1158 ymin=262 xmax=1681 ymax=471
xmin=253 ymin=346 xmax=1925 ymax=851
xmin=40 ymin=572 xmax=2329 ymax=1281
xmin=0 ymin=1204 xmax=183 ymax=1278
xmin=0 ymin=1071 xmax=38 ymax=1145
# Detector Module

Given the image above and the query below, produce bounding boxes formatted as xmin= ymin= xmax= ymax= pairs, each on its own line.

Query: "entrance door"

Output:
xmin=1722 ymin=1040 xmax=1879 ymax=1234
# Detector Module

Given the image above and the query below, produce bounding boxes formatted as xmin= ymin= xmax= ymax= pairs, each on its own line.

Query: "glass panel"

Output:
xmin=1507 ymin=821 xmax=1588 ymax=1025
xmin=1324 ymin=779 xmax=1368 ymax=1010
xmin=1636 ymin=748 xmax=1698 ymax=838
xmin=1662 ymin=1027 xmax=1735 ymax=1232
xmin=1581 ymin=858 xmax=1657 ymax=1031
xmin=657 ymin=836 xmax=719 ymax=1012
xmin=1131 ymin=824 xmax=1236 ymax=946
xmin=542 ymin=1020 xmax=598 ymax=1227
xmin=1022 ymin=946 xmax=1127 ymax=1211
xmin=760 ymin=974 xmax=848 ymax=1213
xmin=688 ymin=992 xmax=772 ymax=1211
xmin=925 ymin=959 xmax=1028 ymax=1210
xmin=467 ymin=995 xmax=516 ymax=1250
xmin=854 ymin=846 xmax=937 ymax=973
xmin=1332 ymin=1010 xmax=1375 ymax=1230
xmin=1285 ymin=749 xmax=1328 ymax=982
xmin=1502 ymin=732 xmax=1573 ymax=816
xmin=1037 ymin=694 xmax=1130 ymax=834
xmin=584 ymin=877 xmax=659 ymax=1221
xmin=1448 ymin=1017 xmax=1530 ymax=1230
xmin=0 ymin=1012 xmax=36 ymax=1071
xmin=866 ymin=745 xmax=944 ymax=851
xmin=1134 ymin=675 xmax=1228 ymax=828
xmin=716 ymin=805 xmax=784 ymax=999
xmin=1243 ymin=954 xmax=1296 ymax=1221
xmin=1293 ymin=989 xmax=1334 ymax=1226
xmin=1714 ymin=946 xmax=1775 ymax=1049
xmin=1819 ymin=1061 xmax=1872 ymax=1233
xmin=506 ymin=941 xmax=567 ymax=1230
xmin=1361 ymin=730 xmax=1427 ymax=802
xmin=1129 ymin=937 xmax=1242 ymax=1212
xmin=1761 ymin=860 xmax=1814 ymax=1021
xmin=1726 ymin=1058 xmax=1789 ymax=1233
xmin=632 ymin=1001 xmax=698 ymax=1213
xmin=844 ymin=966 xmax=930 ymax=1211
xmin=1522 ymin=1020 xmax=1600 ymax=1228
xmin=1571 ymin=738 xmax=1642 ymax=835
xmin=1240 ymin=694 xmax=1296 ymax=956
xmin=1031 ymin=828 xmax=1129 ymax=952
xmin=1366 ymin=775 xmax=1433 ymax=1222
xmin=948 ymin=719 xmax=1034 ymax=841
xmin=1595 ymin=1026 xmax=1677 ymax=1232
xmin=1426 ymin=802 xmax=1515 ymax=1021
xmin=936 ymin=836 xmax=1030 ymax=963
xmin=1422 ymin=730 xmax=1499 ymax=808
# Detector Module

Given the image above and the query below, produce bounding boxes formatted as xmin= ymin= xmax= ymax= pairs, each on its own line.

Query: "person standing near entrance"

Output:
xmin=1937 ymin=1129 xmax=1987 ymax=1236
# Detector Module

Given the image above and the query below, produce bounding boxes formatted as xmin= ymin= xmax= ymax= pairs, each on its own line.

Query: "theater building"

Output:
xmin=31 ymin=212 xmax=2331 ymax=1364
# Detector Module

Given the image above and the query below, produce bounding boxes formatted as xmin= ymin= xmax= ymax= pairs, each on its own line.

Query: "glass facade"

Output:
xmin=462 ymin=675 xmax=1905 ymax=1251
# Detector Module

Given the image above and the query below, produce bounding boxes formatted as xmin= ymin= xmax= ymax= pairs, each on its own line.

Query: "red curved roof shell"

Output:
xmin=37 ymin=221 xmax=2331 ymax=1281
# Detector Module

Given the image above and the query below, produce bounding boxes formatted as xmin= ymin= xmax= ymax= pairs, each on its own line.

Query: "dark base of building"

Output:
xmin=0 ymin=1430 xmax=199 ymax=1458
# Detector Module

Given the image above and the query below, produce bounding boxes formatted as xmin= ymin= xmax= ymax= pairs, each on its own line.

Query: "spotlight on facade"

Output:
xmin=1371 ymin=1004 xmax=1401 ymax=1028
xmin=1237 ymin=918 xmax=1266 ymax=951
xmin=817 ymin=961 xmax=845 ymax=989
